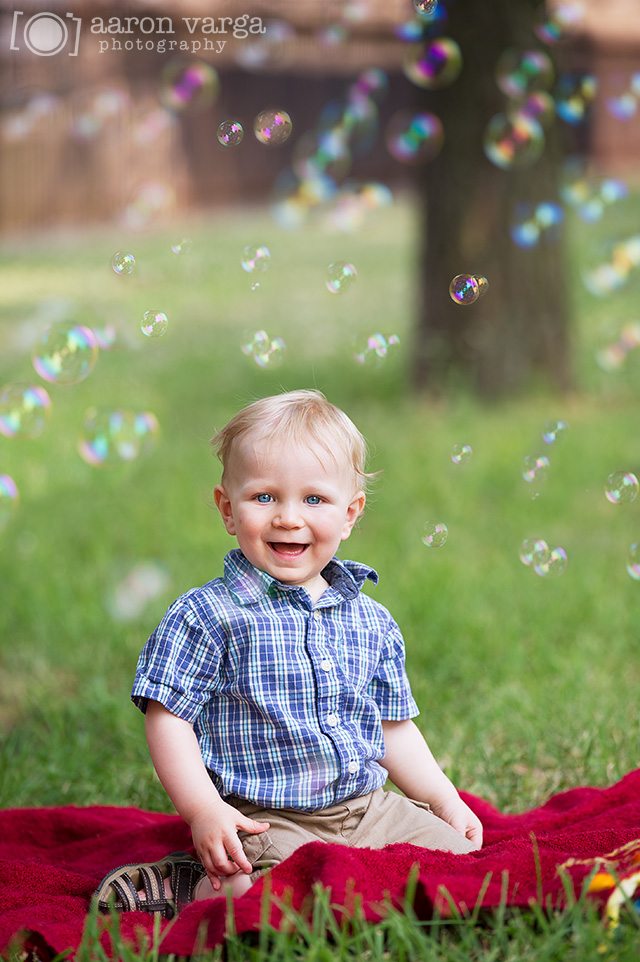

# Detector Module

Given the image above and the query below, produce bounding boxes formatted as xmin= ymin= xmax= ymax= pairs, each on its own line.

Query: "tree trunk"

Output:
xmin=413 ymin=0 xmax=572 ymax=396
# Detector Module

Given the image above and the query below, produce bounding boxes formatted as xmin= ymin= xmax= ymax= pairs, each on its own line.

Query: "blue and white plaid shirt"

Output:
xmin=132 ymin=549 xmax=419 ymax=812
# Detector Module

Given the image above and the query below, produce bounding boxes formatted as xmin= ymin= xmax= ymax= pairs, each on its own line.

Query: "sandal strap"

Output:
xmin=110 ymin=872 xmax=142 ymax=912
xmin=171 ymin=859 xmax=207 ymax=913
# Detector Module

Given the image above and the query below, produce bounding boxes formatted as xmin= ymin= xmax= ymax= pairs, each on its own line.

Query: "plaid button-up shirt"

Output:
xmin=132 ymin=549 xmax=419 ymax=812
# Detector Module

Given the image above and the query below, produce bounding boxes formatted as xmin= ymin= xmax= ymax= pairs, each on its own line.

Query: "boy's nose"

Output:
xmin=273 ymin=503 xmax=302 ymax=528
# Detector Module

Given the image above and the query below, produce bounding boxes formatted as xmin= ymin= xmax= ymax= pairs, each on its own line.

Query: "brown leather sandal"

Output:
xmin=93 ymin=851 xmax=207 ymax=919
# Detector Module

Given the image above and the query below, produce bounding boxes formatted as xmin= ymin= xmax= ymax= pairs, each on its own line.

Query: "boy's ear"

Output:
xmin=341 ymin=490 xmax=366 ymax=541
xmin=214 ymin=484 xmax=236 ymax=535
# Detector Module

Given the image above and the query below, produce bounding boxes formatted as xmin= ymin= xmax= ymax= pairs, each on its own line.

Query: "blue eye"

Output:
xmin=256 ymin=493 xmax=272 ymax=503
xmin=306 ymin=495 xmax=321 ymax=505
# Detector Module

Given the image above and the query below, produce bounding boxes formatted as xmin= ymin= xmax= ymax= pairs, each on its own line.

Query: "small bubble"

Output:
xmin=134 ymin=411 xmax=160 ymax=457
xmin=626 ymin=543 xmax=640 ymax=580
xmin=495 ymin=49 xmax=554 ymax=99
xmin=32 ymin=323 xmax=98 ymax=385
xmin=451 ymin=443 xmax=473 ymax=465
xmin=171 ymin=237 xmax=192 ymax=255
xmin=160 ymin=59 xmax=219 ymax=113
xmin=483 ymin=112 xmax=544 ymax=169
xmin=385 ymin=110 xmax=443 ymax=165
xmin=217 ymin=120 xmax=244 ymax=146
xmin=241 ymin=245 xmax=271 ymax=273
xmin=449 ymin=274 xmax=488 ymax=305
xmin=519 ymin=538 xmax=549 ymax=567
xmin=522 ymin=454 xmax=550 ymax=484
xmin=240 ymin=330 xmax=286 ymax=368
xmin=422 ymin=520 xmax=448 ymax=547
xmin=111 ymin=251 xmax=135 ymax=275
xmin=542 ymin=419 xmax=569 ymax=444
xmin=78 ymin=408 xmax=140 ymax=467
xmin=404 ymin=38 xmax=463 ymax=90
xmin=605 ymin=471 xmax=639 ymax=505
xmin=253 ymin=108 xmax=293 ymax=146
xmin=0 ymin=383 xmax=52 ymax=439
xmin=0 ymin=474 xmax=19 ymax=530
xmin=326 ymin=262 xmax=357 ymax=294
xmin=141 ymin=310 xmax=168 ymax=338
xmin=251 ymin=281 xmax=261 ymax=291
xmin=413 ymin=0 xmax=438 ymax=15
xmin=534 ymin=546 xmax=568 ymax=577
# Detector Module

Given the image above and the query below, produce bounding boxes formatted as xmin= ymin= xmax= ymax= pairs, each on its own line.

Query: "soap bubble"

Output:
xmin=449 ymin=274 xmax=488 ymax=305
xmin=217 ymin=120 xmax=244 ymax=146
xmin=413 ymin=0 xmax=438 ymax=15
xmin=254 ymin=108 xmax=293 ymax=146
xmin=122 ymin=180 xmax=175 ymax=232
xmin=519 ymin=538 xmax=549 ymax=567
xmin=451 ymin=444 xmax=473 ymax=464
xmin=483 ymin=112 xmax=544 ymax=169
xmin=555 ymin=74 xmax=597 ymax=125
xmin=519 ymin=91 xmax=556 ymax=127
xmin=605 ymin=471 xmax=639 ymax=505
xmin=0 ymin=383 xmax=52 ymax=439
xmin=351 ymin=332 xmax=400 ymax=367
xmin=522 ymin=454 xmax=550 ymax=484
xmin=134 ymin=411 xmax=160 ymax=457
xmin=534 ymin=546 xmax=568 ymax=577
xmin=385 ymin=110 xmax=443 ymax=164
xmin=160 ymin=59 xmax=219 ymax=113
xmin=626 ymin=543 xmax=640 ymax=581
xmin=535 ymin=1 xmax=585 ymax=44
xmin=496 ymin=49 xmax=554 ymax=98
xmin=542 ymin=419 xmax=569 ymax=444
xmin=510 ymin=202 xmax=564 ymax=249
xmin=32 ymin=322 xmax=98 ymax=385
xmin=326 ymin=262 xmax=357 ymax=294
xmin=251 ymin=281 xmax=261 ymax=291
xmin=422 ymin=520 xmax=448 ymax=547
xmin=241 ymin=330 xmax=286 ymax=368
xmin=171 ymin=237 xmax=192 ymax=255
xmin=403 ymin=38 xmax=462 ymax=89
xmin=141 ymin=310 xmax=168 ymax=338
xmin=111 ymin=251 xmax=135 ymax=275
xmin=78 ymin=408 xmax=140 ymax=467
xmin=106 ymin=561 xmax=172 ymax=622
xmin=241 ymin=245 xmax=271 ymax=273
xmin=0 ymin=474 xmax=19 ymax=530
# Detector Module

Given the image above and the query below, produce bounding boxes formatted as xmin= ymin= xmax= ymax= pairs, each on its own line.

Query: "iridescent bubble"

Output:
xmin=413 ymin=0 xmax=438 ymax=16
xmin=519 ymin=538 xmax=549 ymax=567
xmin=0 ymin=474 xmax=19 ymax=530
xmin=483 ymin=112 xmax=544 ymax=169
xmin=403 ymin=38 xmax=462 ymax=89
xmin=534 ymin=546 xmax=568 ymax=577
xmin=78 ymin=408 xmax=140 ymax=467
xmin=496 ymin=49 xmax=554 ymax=98
xmin=217 ymin=120 xmax=244 ymax=147
xmin=510 ymin=202 xmax=564 ymax=249
xmin=251 ymin=281 xmax=261 ymax=292
xmin=253 ymin=336 xmax=286 ymax=369
xmin=626 ymin=543 xmax=640 ymax=581
xmin=141 ymin=310 xmax=168 ymax=338
xmin=606 ymin=93 xmax=637 ymax=122
xmin=385 ymin=110 xmax=443 ymax=164
xmin=32 ymin=323 xmax=98 ymax=385
xmin=522 ymin=454 xmax=550 ymax=484
xmin=253 ymin=108 xmax=293 ymax=146
xmin=534 ymin=1 xmax=585 ymax=44
xmin=555 ymin=74 xmax=597 ymax=125
xmin=122 ymin=181 xmax=175 ymax=232
xmin=111 ymin=251 xmax=135 ymax=275
xmin=451 ymin=444 xmax=473 ymax=465
xmin=542 ymin=419 xmax=569 ymax=445
xmin=134 ymin=411 xmax=160 ymax=457
xmin=241 ymin=245 xmax=271 ymax=273
xmin=326 ymin=262 xmax=357 ymax=294
xmin=519 ymin=91 xmax=556 ymax=127
xmin=449 ymin=274 xmax=488 ymax=305
xmin=160 ymin=59 xmax=219 ymax=113
xmin=422 ymin=520 xmax=448 ymax=547
xmin=106 ymin=560 xmax=172 ymax=622
xmin=605 ymin=471 xmax=639 ymax=505
xmin=351 ymin=332 xmax=400 ymax=366
xmin=0 ymin=383 xmax=52 ymax=439
xmin=171 ymin=237 xmax=192 ymax=255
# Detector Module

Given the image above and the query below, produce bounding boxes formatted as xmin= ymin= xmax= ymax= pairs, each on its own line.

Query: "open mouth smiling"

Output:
xmin=269 ymin=542 xmax=309 ymax=556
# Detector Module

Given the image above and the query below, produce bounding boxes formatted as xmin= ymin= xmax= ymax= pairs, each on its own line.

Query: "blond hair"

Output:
xmin=211 ymin=389 xmax=373 ymax=492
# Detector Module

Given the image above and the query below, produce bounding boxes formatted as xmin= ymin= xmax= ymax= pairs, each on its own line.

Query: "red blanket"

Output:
xmin=2 ymin=770 xmax=640 ymax=959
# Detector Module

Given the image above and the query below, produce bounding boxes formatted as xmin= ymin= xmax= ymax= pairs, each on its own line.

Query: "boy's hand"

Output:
xmin=188 ymin=799 xmax=270 ymax=890
xmin=431 ymin=796 xmax=483 ymax=849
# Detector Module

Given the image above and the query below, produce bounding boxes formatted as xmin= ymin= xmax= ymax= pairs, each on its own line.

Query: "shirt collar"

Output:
xmin=222 ymin=548 xmax=378 ymax=607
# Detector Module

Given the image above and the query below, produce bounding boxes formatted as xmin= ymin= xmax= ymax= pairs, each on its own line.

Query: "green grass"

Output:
xmin=2 ymin=195 xmax=640 ymax=958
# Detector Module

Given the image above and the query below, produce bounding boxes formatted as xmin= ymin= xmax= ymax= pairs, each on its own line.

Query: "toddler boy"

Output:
xmin=95 ymin=389 xmax=481 ymax=917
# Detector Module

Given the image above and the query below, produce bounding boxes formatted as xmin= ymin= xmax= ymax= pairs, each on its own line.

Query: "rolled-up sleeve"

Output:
xmin=366 ymin=619 xmax=419 ymax=721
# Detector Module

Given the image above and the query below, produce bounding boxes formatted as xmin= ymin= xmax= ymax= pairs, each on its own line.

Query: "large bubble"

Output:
xmin=217 ymin=120 xmax=244 ymax=147
xmin=141 ymin=310 xmax=168 ymax=338
xmin=522 ymin=454 xmax=550 ymax=485
xmin=0 ymin=383 xmax=52 ymax=439
xmin=32 ymin=323 xmax=98 ymax=385
xmin=241 ymin=245 xmax=271 ymax=273
xmin=496 ymin=49 xmax=554 ymax=98
xmin=403 ymin=38 xmax=462 ymax=89
xmin=605 ymin=471 xmax=639 ymax=505
xmin=483 ymin=112 xmax=545 ymax=169
xmin=385 ymin=110 xmax=443 ymax=164
xmin=534 ymin=546 xmax=568 ymax=577
xmin=111 ymin=251 xmax=135 ymax=275
xmin=555 ymin=74 xmax=597 ymax=125
xmin=449 ymin=274 xmax=488 ymax=305
xmin=160 ymin=59 xmax=219 ymax=113
xmin=451 ymin=444 xmax=473 ymax=464
xmin=422 ymin=520 xmax=448 ymax=547
xmin=240 ymin=330 xmax=286 ymax=369
xmin=254 ymin=108 xmax=293 ymax=146
xmin=326 ymin=262 xmax=357 ymax=294
xmin=78 ymin=408 xmax=141 ymax=467
xmin=519 ymin=538 xmax=550 ymax=567
xmin=510 ymin=201 xmax=564 ymax=249
xmin=351 ymin=333 xmax=400 ymax=367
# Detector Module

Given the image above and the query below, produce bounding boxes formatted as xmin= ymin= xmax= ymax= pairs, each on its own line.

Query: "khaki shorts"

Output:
xmin=229 ymin=787 xmax=475 ymax=883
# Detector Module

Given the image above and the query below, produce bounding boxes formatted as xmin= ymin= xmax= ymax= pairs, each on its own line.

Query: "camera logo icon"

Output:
xmin=10 ymin=11 xmax=82 ymax=56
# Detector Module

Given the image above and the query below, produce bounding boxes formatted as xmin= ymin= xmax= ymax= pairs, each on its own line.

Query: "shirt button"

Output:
xmin=326 ymin=713 xmax=339 ymax=727
xmin=348 ymin=761 xmax=359 ymax=774
xmin=320 ymin=659 xmax=331 ymax=672
xmin=313 ymin=610 xmax=322 ymax=621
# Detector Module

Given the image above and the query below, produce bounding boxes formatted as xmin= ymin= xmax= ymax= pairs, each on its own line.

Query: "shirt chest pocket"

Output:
xmin=331 ymin=628 xmax=380 ymax=690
